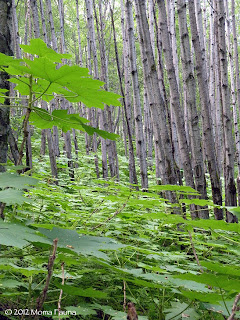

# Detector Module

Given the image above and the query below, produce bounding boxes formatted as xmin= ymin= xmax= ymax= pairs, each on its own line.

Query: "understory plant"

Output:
xmin=0 ymin=39 xmax=239 ymax=320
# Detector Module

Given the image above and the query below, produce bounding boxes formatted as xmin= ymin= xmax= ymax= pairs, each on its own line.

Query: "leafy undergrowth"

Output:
xmin=0 ymin=152 xmax=240 ymax=320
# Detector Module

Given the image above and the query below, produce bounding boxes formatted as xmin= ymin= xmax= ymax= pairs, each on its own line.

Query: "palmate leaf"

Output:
xmin=174 ymin=273 xmax=240 ymax=292
xmin=38 ymin=227 xmax=126 ymax=260
xmin=65 ymin=305 xmax=97 ymax=317
xmin=22 ymin=57 xmax=89 ymax=84
xmin=164 ymin=302 xmax=200 ymax=320
xmin=20 ymin=56 xmax=122 ymax=108
xmin=180 ymin=289 xmax=223 ymax=304
xmin=0 ymin=172 xmax=38 ymax=189
xmin=0 ymin=264 xmax=47 ymax=277
xmin=0 ymin=220 xmax=50 ymax=248
xmin=201 ymin=261 xmax=240 ymax=277
xmin=29 ymin=108 xmax=119 ymax=140
xmin=150 ymin=185 xmax=200 ymax=194
xmin=9 ymin=77 xmax=30 ymax=95
xmin=55 ymin=284 xmax=107 ymax=299
xmin=93 ymin=304 xmax=130 ymax=320
xmin=20 ymin=38 xmax=71 ymax=62
xmin=0 ymin=189 xmax=29 ymax=205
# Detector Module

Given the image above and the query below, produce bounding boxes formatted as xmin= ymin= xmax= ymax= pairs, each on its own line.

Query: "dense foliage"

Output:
xmin=0 ymin=39 xmax=240 ymax=320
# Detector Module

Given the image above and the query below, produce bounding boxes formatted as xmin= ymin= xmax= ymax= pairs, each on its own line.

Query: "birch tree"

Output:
xmin=125 ymin=0 xmax=148 ymax=189
xmin=177 ymin=0 xmax=208 ymax=218
xmin=134 ymin=0 xmax=178 ymax=205
xmin=231 ymin=0 xmax=240 ymax=204
xmin=188 ymin=0 xmax=223 ymax=220
xmin=216 ymin=0 xmax=237 ymax=222
xmin=0 ymin=0 xmax=13 ymax=217
xmin=157 ymin=0 xmax=195 ymax=191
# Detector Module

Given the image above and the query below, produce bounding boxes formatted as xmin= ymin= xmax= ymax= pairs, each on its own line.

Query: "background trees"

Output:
xmin=4 ymin=0 xmax=240 ymax=221
xmin=1 ymin=1 xmax=240 ymax=319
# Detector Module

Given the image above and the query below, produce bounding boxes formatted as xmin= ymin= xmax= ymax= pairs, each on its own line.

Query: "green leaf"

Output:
xmin=0 ymin=172 xmax=38 ymax=189
xmin=0 ymin=220 xmax=50 ymax=248
xmin=0 ymin=88 xmax=8 ymax=104
xmin=29 ymin=108 xmax=119 ymax=140
xmin=174 ymin=273 xmax=240 ymax=292
xmin=0 ymin=279 xmax=25 ymax=289
xmin=226 ymin=206 xmax=240 ymax=220
xmin=150 ymin=185 xmax=200 ymax=194
xmin=0 ymin=264 xmax=46 ymax=277
xmin=23 ymin=57 xmax=89 ymax=84
xmin=20 ymin=38 xmax=72 ymax=62
xmin=9 ymin=77 xmax=30 ymax=95
xmin=180 ymin=290 xmax=222 ymax=304
xmin=201 ymin=261 xmax=240 ymax=277
xmin=56 ymin=284 xmax=107 ymax=298
xmin=164 ymin=302 xmax=199 ymax=320
xmin=93 ymin=304 xmax=127 ymax=320
xmin=65 ymin=305 xmax=97 ymax=317
xmin=0 ymin=189 xmax=27 ymax=205
xmin=179 ymin=198 xmax=216 ymax=207
xmin=38 ymin=227 xmax=125 ymax=260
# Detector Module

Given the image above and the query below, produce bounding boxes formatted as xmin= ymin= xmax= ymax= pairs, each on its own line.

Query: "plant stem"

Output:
xmin=35 ymin=238 xmax=58 ymax=318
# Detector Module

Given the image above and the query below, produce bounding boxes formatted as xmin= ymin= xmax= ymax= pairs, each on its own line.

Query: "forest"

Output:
xmin=0 ymin=0 xmax=240 ymax=319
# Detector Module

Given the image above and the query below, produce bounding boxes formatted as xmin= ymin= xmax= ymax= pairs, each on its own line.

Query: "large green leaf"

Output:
xmin=174 ymin=273 xmax=240 ymax=292
xmin=180 ymin=290 xmax=222 ymax=304
xmin=164 ymin=302 xmax=200 ymax=320
xmin=29 ymin=108 xmax=119 ymax=140
xmin=0 ymin=220 xmax=50 ymax=248
xmin=38 ymin=227 xmax=126 ymax=260
xmin=0 ymin=264 xmax=46 ymax=276
xmin=0 ymin=189 xmax=28 ymax=205
xmin=65 ymin=305 xmax=97 ymax=317
xmin=20 ymin=38 xmax=72 ymax=62
xmin=201 ymin=261 xmax=240 ymax=277
xmin=150 ymin=185 xmax=200 ymax=194
xmin=55 ymin=284 xmax=107 ymax=298
xmin=0 ymin=172 xmax=38 ymax=189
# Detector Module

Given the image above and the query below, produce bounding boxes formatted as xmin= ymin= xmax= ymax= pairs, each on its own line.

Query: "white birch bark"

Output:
xmin=76 ymin=0 xmax=83 ymax=66
xmin=231 ymin=0 xmax=240 ymax=204
xmin=177 ymin=0 xmax=208 ymax=219
xmin=216 ymin=0 xmax=237 ymax=222
xmin=188 ymin=0 xmax=223 ymax=220
xmin=157 ymin=0 xmax=195 ymax=191
xmin=119 ymin=0 xmax=138 ymax=186
xmin=134 ymin=0 xmax=179 ymax=206
xmin=125 ymin=0 xmax=148 ymax=189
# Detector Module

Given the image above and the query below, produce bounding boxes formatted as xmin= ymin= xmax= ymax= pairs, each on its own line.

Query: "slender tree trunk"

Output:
xmin=188 ymin=0 xmax=223 ymax=220
xmin=46 ymin=0 xmax=60 ymax=157
xmin=134 ymin=0 xmax=179 ymax=205
xmin=76 ymin=0 xmax=83 ymax=66
xmin=157 ymin=0 xmax=195 ymax=191
xmin=177 ymin=0 xmax=208 ymax=219
xmin=216 ymin=0 xmax=237 ymax=222
xmin=115 ymin=1 xmax=138 ymax=187
xmin=125 ymin=0 xmax=148 ymax=190
xmin=0 ymin=0 xmax=13 ymax=218
xmin=231 ymin=0 xmax=240 ymax=204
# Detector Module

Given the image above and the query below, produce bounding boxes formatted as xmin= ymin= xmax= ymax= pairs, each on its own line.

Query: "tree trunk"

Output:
xmin=231 ymin=0 xmax=240 ymax=205
xmin=0 ymin=0 xmax=13 ymax=219
xmin=216 ymin=0 xmax=237 ymax=222
xmin=125 ymin=0 xmax=148 ymax=190
xmin=188 ymin=0 xmax=223 ymax=220
xmin=177 ymin=0 xmax=208 ymax=219
xmin=134 ymin=0 xmax=178 ymax=205
xmin=157 ymin=0 xmax=195 ymax=191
